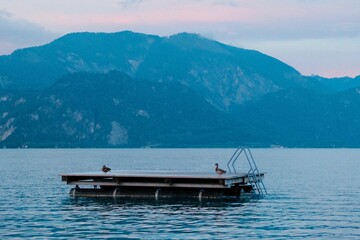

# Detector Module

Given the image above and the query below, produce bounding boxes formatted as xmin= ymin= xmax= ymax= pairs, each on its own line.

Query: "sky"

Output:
xmin=0 ymin=0 xmax=359 ymax=78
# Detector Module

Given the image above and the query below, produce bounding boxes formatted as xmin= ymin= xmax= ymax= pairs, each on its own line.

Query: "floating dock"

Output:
xmin=60 ymin=147 xmax=267 ymax=199
xmin=61 ymin=170 xmax=264 ymax=199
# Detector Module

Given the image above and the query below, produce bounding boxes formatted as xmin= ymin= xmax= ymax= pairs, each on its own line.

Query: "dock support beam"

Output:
xmin=198 ymin=189 xmax=204 ymax=201
xmin=155 ymin=188 xmax=161 ymax=200
xmin=70 ymin=185 xmax=80 ymax=197
xmin=113 ymin=187 xmax=119 ymax=198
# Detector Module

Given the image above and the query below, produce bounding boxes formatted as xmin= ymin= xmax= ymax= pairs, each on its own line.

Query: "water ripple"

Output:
xmin=1 ymin=149 xmax=360 ymax=239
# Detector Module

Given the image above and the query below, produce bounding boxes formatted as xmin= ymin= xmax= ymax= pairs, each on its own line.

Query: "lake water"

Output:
xmin=0 ymin=148 xmax=359 ymax=239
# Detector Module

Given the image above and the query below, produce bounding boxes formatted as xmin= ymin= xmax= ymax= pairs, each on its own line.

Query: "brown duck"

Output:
xmin=101 ymin=165 xmax=111 ymax=174
xmin=215 ymin=163 xmax=226 ymax=175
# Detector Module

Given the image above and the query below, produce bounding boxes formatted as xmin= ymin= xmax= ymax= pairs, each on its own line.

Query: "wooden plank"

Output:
xmin=60 ymin=170 xmax=252 ymax=180
xmin=67 ymin=181 xmax=230 ymax=189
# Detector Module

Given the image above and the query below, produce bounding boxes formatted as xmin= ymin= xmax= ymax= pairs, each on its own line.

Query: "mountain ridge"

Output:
xmin=0 ymin=31 xmax=359 ymax=147
xmin=0 ymin=31 xmax=315 ymax=110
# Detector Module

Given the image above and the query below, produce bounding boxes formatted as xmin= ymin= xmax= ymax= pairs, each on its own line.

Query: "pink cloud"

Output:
xmin=0 ymin=0 xmax=358 ymax=77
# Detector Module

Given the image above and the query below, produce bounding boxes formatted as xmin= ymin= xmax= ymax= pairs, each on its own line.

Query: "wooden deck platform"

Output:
xmin=60 ymin=170 xmax=265 ymax=199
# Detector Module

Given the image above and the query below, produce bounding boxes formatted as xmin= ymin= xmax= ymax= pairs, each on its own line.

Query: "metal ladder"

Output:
xmin=227 ymin=146 xmax=267 ymax=195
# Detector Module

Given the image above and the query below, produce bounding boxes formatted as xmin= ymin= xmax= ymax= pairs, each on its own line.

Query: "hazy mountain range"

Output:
xmin=0 ymin=31 xmax=359 ymax=147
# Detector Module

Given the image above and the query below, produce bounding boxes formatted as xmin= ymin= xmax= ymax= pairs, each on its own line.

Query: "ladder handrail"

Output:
xmin=244 ymin=149 xmax=263 ymax=195
xmin=227 ymin=147 xmax=242 ymax=173
xmin=226 ymin=146 xmax=267 ymax=195
xmin=247 ymin=169 xmax=263 ymax=195
xmin=232 ymin=148 xmax=244 ymax=173
xmin=246 ymin=148 xmax=267 ymax=194
xmin=227 ymin=146 xmax=246 ymax=173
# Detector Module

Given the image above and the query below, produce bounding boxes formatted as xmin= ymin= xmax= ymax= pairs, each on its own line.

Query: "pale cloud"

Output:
xmin=118 ymin=0 xmax=143 ymax=8
xmin=0 ymin=9 xmax=56 ymax=54
xmin=0 ymin=0 xmax=358 ymax=77
xmin=1 ymin=0 xmax=359 ymax=40
xmin=0 ymin=9 xmax=12 ymax=17
xmin=241 ymin=37 xmax=360 ymax=78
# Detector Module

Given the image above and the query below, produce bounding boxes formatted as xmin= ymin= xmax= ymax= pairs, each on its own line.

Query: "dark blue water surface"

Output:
xmin=0 ymin=149 xmax=359 ymax=239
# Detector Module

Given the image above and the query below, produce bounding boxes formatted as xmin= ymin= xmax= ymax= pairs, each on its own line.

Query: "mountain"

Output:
xmin=0 ymin=31 xmax=314 ymax=111
xmin=310 ymin=75 xmax=360 ymax=91
xmin=236 ymin=86 xmax=360 ymax=147
xmin=0 ymin=31 xmax=359 ymax=148
xmin=0 ymin=71 xmax=262 ymax=148
xmin=0 ymin=31 xmax=159 ymax=89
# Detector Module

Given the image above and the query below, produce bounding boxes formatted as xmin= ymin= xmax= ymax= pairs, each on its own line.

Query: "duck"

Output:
xmin=215 ymin=163 xmax=226 ymax=175
xmin=101 ymin=165 xmax=111 ymax=174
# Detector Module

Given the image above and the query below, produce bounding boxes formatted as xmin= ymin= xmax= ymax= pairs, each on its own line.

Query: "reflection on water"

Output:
xmin=57 ymin=196 xmax=262 ymax=239
xmin=62 ymin=195 xmax=254 ymax=208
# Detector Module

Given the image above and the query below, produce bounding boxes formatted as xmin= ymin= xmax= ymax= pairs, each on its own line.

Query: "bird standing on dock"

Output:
xmin=101 ymin=165 xmax=111 ymax=174
xmin=215 ymin=163 xmax=226 ymax=175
